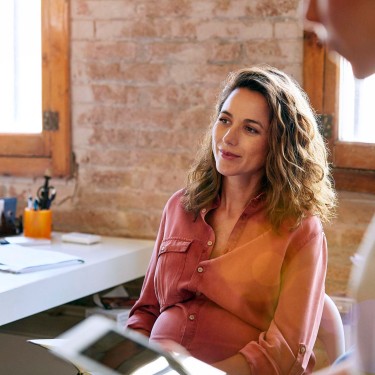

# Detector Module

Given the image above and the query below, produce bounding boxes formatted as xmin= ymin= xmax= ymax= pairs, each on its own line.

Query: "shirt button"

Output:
xmin=197 ymin=266 xmax=204 ymax=273
xmin=299 ymin=345 xmax=306 ymax=354
xmin=189 ymin=314 xmax=195 ymax=321
xmin=201 ymin=208 xmax=207 ymax=213
xmin=207 ymin=240 xmax=213 ymax=246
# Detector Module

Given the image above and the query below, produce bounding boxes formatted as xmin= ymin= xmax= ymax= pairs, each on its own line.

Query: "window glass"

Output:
xmin=339 ymin=58 xmax=375 ymax=143
xmin=0 ymin=0 xmax=71 ymax=177
xmin=0 ymin=0 xmax=42 ymax=134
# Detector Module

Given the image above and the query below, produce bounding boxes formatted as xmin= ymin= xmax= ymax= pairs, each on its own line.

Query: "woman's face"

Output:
xmin=212 ymin=88 xmax=270 ymax=186
xmin=303 ymin=0 xmax=375 ymax=79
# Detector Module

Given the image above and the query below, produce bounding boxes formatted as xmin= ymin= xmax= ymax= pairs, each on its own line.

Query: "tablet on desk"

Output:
xmin=52 ymin=315 xmax=225 ymax=375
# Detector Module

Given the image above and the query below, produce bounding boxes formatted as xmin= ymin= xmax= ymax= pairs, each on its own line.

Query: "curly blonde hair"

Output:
xmin=182 ymin=65 xmax=336 ymax=230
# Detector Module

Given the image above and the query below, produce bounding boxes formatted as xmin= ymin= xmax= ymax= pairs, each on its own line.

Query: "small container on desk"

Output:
xmin=23 ymin=208 xmax=52 ymax=239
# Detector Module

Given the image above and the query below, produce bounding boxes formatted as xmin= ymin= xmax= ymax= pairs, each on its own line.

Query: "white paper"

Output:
xmin=0 ymin=244 xmax=84 ymax=274
xmin=5 ymin=235 xmax=51 ymax=246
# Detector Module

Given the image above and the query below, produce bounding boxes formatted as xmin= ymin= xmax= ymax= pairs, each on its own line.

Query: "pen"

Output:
xmin=39 ymin=174 xmax=51 ymax=209
xmin=46 ymin=188 xmax=56 ymax=209
xmin=27 ymin=196 xmax=33 ymax=209
xmin=33 ymin=198 xmax=39 ymax=211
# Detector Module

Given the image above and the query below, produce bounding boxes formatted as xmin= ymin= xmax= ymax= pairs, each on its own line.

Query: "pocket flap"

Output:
xmin=159 ymin=238 xmax=192 ymax=254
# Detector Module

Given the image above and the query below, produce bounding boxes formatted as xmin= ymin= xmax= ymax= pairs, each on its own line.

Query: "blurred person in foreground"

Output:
xmin=126 ymin=65 xmax=336 ymax=375
xmin=303 ymin=0 xmax=375 ymax=79
xmin=303 ymin=1 xmax=375 ymax=374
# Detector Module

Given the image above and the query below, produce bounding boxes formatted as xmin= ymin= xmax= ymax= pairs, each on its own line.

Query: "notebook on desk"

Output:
xmin=50 ymin=315 xmax=226 ymax=375
xmin=0 ymin=242 xmax=84 ymax=274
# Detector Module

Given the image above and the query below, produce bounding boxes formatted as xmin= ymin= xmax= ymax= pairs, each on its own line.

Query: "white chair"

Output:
xmin=317 ymin=294 xmax=346 ymax=364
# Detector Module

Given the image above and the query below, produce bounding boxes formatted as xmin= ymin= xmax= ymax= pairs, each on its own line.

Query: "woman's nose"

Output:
xmin=223 ymin=126 xmax=238 ymax=145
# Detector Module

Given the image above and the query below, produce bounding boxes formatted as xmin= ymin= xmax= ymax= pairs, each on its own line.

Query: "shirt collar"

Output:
xmin=207 ymin=192 xmax=265 ymax=215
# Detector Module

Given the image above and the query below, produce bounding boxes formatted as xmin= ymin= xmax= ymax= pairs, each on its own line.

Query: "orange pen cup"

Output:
xmin=23 ymin=208 xmax=52 ymax=239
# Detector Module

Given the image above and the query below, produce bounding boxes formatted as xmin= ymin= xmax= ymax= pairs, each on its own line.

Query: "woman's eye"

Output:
xmin=219 ymin=117 xmax=230 ymax=125
xmin=245 ymin=125 xmax=258 ymax=134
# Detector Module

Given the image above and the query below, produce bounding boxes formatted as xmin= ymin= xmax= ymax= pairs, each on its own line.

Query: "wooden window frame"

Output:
xmin=0 ymin=0 xmax=71 ymax=178
xmin=303 ymin=31 xmax=375 ymax=194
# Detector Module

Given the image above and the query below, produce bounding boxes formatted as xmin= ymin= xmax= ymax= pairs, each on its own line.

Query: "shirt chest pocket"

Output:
xmin=155 ymin=238 xmax=192 ymax=306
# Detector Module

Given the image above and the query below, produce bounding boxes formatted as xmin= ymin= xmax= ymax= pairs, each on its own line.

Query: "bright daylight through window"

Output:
xmin=0 ymin=0 xmax=42 ymax=134
xmin=339 ymin=58 xmax=375 ymax=143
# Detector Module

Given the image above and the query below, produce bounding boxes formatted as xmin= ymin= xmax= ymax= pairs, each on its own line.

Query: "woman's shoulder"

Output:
xmin=167 ymin=188 xmax=185 ymax=202
xmin=280 ymin=213 xmax=323 ymax=233
xmin=276 ymin=215 xmax=326 ymax=259
xmin=288 ymin=215 xmax=325 ymax=249
xmin=278 ymin=214 xmax=324 ymax=243
xmin=163 ymin=189 xmax=186 ymax=211
xmin=300 ymin=214 xmax=324 ymax=232
xmin=162 ymin=189 xmax=196 ymax=224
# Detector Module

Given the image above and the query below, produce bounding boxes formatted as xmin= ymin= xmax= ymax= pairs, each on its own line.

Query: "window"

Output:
xmin=303 ymin=31 xmax=375 ymax=194
xmin=0 ymin=0 xmax=42 ymax=134
xmin=0 ymin=0 xmax=71 ymax=177
xmin=339 ymin=59 xmax=375 ymax=143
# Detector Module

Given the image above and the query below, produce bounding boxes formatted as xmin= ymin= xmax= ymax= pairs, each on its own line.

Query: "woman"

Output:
xmin=126 ymin=65 xmax=336 ymax=375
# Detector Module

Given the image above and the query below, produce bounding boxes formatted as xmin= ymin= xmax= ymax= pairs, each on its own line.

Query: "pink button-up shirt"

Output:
xmin=126 ymin=190 xmax=327 ymax=374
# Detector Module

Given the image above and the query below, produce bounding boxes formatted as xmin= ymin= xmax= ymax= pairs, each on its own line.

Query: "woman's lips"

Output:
xmin=220 ymin=149 xmax=240 ymax=160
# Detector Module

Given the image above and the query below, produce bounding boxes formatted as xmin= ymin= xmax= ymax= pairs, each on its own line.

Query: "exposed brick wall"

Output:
xmin=1 ymin=0 xmax=374 ymax=298
xmin=64 ymin=0 xmax=303 ymax=238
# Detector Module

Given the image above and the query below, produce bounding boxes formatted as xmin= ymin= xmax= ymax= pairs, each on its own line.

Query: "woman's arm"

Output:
xmin=213 ymin=353 xmax=252 ymax=375
xmin=240 ymin=220 xmax=327 ymax=374
xmin=214 ymin=218 xmax=327 ymax=375
xmin=125 ymin=210 xmax=167 ymax=333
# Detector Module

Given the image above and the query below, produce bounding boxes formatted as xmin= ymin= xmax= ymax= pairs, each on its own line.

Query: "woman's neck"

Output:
xmin=220 ymin=177 xmax=262 ymax=216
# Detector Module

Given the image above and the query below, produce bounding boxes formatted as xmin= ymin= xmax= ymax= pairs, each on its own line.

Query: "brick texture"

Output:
xmin=2 ymin=0 xmax=375 ymax=301
xmin=66 ymin=0 xmax=302 ymax=238
xmin=67 ymin=0 xmax=304 ymax=239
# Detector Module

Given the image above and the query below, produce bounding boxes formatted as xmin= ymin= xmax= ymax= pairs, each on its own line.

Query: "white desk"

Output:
xmin=0 ymin=233 xmax=154 ymax=326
